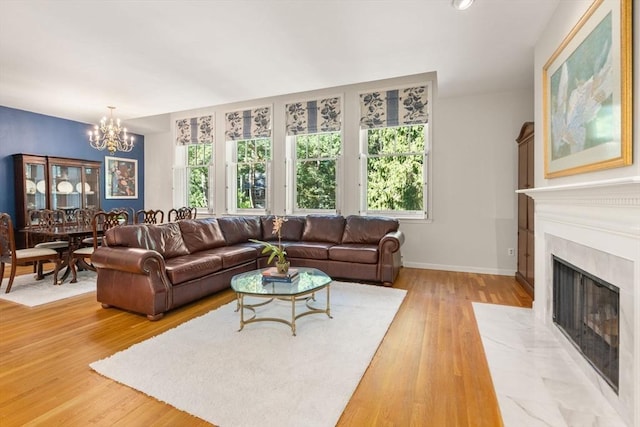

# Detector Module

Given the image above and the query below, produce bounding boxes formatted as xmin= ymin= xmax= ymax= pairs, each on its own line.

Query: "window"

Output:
xmin=231 ymin=138 xmax=271 ymax=211
xmin=174 ymin=116 xmax=214 ymax=214
xmin=359 ymin=85 xmax=430 ymax=218
xmin=285 ymin=97 xmax=342 ymax=213
xmin=361 ymin=125 xmax=426 ymax=217
xmin=290 ymin=132 xmax=341 ymax=212
xmin=224 ymin=106 xmax=273 ymax=214
xmin=186 ymin=144 xmax=212 ymax=209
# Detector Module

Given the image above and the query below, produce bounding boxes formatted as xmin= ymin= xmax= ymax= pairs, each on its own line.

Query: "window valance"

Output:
xmin=175 ymin=115 xmax=214 ymax=145
xmin=359 ymin=86 xmax=429 ymax=129
xmin=225 ymin=106 xmax=272 ymax=141
xmin=285 ymin=97 xmax=341 ymax=136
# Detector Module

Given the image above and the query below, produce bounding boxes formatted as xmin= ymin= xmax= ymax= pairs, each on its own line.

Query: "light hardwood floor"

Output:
xmin=0 ymin=265 xmax=531 ymax=426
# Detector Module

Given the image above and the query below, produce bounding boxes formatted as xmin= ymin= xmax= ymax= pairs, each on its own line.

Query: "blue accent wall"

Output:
xmin=0 ymin=106 xmax=145 ymax=220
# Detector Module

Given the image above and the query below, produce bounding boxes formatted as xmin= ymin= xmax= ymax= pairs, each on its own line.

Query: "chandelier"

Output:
xmin=88 ymin=106 xmax=134 ymax=154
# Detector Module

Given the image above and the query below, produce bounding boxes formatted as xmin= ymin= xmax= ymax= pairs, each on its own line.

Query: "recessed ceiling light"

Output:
xmin=452 ymin=0 xmax=475 ymax=10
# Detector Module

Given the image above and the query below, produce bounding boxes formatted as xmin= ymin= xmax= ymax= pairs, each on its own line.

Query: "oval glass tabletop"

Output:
xmin=231 ymin=267 xmax=331 ymax=296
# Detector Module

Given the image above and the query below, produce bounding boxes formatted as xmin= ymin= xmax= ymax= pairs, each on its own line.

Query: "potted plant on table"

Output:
xmin=249 ymin=216 xmax=290 ymax=273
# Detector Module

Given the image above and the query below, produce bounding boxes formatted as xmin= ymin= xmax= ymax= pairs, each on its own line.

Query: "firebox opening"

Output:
xmin=552 ymin=255 xmax=620 ymax=393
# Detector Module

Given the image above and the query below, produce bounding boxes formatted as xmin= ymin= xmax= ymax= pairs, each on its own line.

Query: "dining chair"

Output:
xmin=0 ymin=213 xmax=60 ymax=293
xmin=167 ymin=206 xmax=197 ymax=222
xmin=114 ymin=207 xmax=135 ymax=224
xmin=135 ymin=209 xmax=164 ymax=224
xmin=76 ymin=208 xmax=99 ymax=246
xmin=32 ymin=209 xmax=69 ymax=278
xmin=69 ymin=209 xmax=129 ymax=283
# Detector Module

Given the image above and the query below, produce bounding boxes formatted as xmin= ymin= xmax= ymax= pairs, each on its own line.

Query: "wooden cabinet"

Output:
xmin=516 ymin=122 xmax=534 ymax=297
xmin=13 ymin=154 xmax=101 ymax=247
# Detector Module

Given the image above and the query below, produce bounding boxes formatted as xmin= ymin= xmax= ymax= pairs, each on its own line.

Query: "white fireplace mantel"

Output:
xmin=516 ymin=175 xmax=639 ymax=426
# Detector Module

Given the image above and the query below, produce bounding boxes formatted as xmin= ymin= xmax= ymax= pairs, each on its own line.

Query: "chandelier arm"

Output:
xmin=88 ymin=106 xmax=135 ymax=154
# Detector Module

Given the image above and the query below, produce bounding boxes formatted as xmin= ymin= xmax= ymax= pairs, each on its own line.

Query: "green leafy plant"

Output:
xmin=249 ymin=216 xmax=288 ymax=264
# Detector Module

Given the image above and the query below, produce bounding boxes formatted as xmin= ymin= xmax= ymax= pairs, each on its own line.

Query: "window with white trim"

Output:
xmin=230 ymin=138 xmax=271 ymax=210
xmin=225 ymin=106 xmax=272 ymax=214
xmin=285 ymin=97 xmax=342 ymax=213
xmin=359 ymin=85 xmax=430 ymax=219
xmin=174 ymin=116 xmax=214 ymax=214
xmin=289 ymin=132 xmax=341 ymax=212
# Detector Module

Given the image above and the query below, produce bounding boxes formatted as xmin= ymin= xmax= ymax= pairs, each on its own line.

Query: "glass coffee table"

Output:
xmin=230 ymin=267 xmax=333 ymax=336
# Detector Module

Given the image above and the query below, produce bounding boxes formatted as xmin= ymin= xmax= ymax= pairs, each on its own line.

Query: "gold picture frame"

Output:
xmin=543 ymin=0 xmax=632 ymax=178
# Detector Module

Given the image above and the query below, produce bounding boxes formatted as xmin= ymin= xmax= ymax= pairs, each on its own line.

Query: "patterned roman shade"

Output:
xmin=359 ymin=86 xmax=429 ymax=129
xmin=225 ymin=106 xmax=272 ymax=141
xmin=175 ymin=115 xmax=214 ymax=145
xmin=285 ymin=97 xmax=342 ymax=135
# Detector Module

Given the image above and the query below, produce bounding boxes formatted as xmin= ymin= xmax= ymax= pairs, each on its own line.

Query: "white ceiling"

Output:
xmin=0 ymin=0 xmax=559 ymax=134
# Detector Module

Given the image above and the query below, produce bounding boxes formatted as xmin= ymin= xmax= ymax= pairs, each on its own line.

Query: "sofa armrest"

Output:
xmin=378 ymin=230 xmax=404 ymax=285
xmin=91 ymin=247 xmax=166 ymax=275
xmin=379 ymin=230 xmax=404 ymax=253
xmin=92 ymin=246 xmax=174 ymax=320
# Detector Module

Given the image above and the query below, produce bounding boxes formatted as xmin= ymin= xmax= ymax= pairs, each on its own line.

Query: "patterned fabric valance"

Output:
xmin=225 ymin=106 xmax=272 ymax=141
xmin=285 ymin=97 xmax=341 ymax=136
xmin=175 ymin=115 xmax=214 ymax=145
xmin=359 ymin=86 xmax=429 ymax=129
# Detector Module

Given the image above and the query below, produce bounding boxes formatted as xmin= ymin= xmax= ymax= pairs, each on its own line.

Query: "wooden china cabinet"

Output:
xmin=13 ymin=154 xmax=101 ymax=248
xmin=515 ymin=122 xmax=534 ymax=298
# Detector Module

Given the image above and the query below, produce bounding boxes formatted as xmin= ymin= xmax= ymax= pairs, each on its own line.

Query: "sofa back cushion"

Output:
xmin=218 ymin=216 xmax=262 ymax=245
xmin=261 ymin=215 xmax=305 ymax=241
xmin=341 ymin=215 xmax=399 ymax=244
xmin=178 ymin=218 xmax=227 ymax=253
xmin=104 ymin=223 xmax=190 ymax=259
xmin=301 ymin=215 xmax=345 ymax=244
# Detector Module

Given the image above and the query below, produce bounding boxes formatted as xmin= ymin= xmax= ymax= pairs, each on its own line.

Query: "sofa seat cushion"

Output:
xmin=341 ymin=215 xmax=399 ymax=244
xmin=199 ymin=246 xmax=257 ymax=269
xmin=329 ymin=244 xmax=379 ymax=264
xmin=178 ymin=218 xmax=226 ymax=253
xmin=285 ymin=242 xmax=334 ymax=260
xmin=301 ymin=215 xmax=345 ymax=244
xmin=164 ymin=253 xmax=223 ymax=285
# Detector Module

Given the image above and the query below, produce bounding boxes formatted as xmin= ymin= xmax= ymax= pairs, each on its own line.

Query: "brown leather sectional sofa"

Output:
xmin=91 ymin=214 xmax=404 ymax=320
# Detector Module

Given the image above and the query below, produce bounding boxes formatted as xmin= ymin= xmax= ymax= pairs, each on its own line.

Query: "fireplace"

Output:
xmin=520 ymin=177 xmax=639 ymax=426
xmin=552 ymin=256 xmax=619 ymax=391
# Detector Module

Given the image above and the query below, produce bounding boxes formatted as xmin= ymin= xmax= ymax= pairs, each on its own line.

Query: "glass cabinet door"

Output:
xmin=83 ymin=165 xmax=100 ymax=210
xmin=24 ymin=159 xmax=47 ymax=213
xmin=50 ymin=163 xmax=83 ymax=217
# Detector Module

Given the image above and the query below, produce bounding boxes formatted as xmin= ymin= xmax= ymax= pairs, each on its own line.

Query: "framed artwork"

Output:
xmin=105 ymin=156 xmax=138 ymax=199
xmin=543 ymin=0 xmax=632 ymax=178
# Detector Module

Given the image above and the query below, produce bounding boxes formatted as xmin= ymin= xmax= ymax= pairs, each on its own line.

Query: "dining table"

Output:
xmin=22 ymin=224 xmax=104 ymax=284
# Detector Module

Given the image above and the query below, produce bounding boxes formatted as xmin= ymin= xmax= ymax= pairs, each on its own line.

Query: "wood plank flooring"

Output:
xmin=0 ymin=265 xmax=531 ymax=426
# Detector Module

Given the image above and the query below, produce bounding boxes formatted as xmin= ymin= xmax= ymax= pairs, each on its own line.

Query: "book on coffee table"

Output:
xmin=262 ymin=267 xmax=299 ymax=283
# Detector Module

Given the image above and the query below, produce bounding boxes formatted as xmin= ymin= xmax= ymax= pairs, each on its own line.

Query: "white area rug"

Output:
xmin=91 ymin=282 xmax=406 ymax=427
xmin=0 ymin=270 xmax=96 ymax=307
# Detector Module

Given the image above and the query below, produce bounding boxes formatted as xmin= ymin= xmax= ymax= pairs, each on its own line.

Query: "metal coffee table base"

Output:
xmin=236 ymin=286 xmax=332 ymax=336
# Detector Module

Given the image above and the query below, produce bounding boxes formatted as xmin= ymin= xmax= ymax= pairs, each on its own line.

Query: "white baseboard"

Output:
xmin=402 ymin=261 xmax=515 ymax=277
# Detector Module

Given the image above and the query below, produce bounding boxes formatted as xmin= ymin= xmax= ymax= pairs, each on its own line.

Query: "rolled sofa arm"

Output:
xmin=378 ymin=230 xmax=404 ymax=286
xmin=91 ymin=246 xmax=173 ymax=320
xmin=379 ymin=230 xmax=405 ymax=253
xmin=91 ymin=247 xmax=166 ymax=275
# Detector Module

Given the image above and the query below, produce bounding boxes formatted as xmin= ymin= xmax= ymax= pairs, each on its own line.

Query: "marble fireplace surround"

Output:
xmin=520 ymin=176 xmax=640 ymax=426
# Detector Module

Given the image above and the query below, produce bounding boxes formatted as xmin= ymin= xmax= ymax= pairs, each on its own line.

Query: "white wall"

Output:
xmin=402 ymin=89 xmax=533 ymax=274
xmin=143 ymin=75 xmax=534 ymax=276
